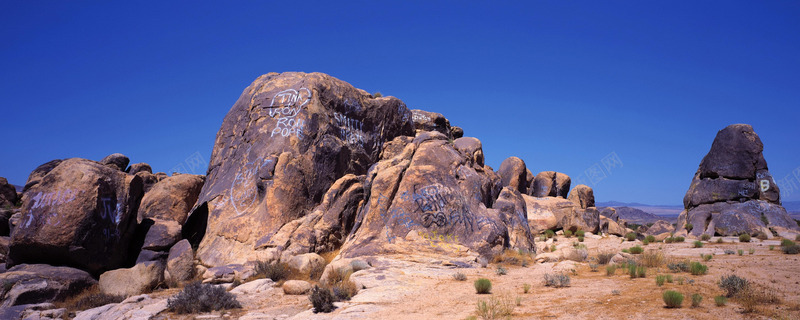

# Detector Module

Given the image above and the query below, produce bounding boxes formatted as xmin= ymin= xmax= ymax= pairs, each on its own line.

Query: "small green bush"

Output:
xmin=685 ymin=223 xmax=693 ymax=232
xmin=656 ymin=275 xmax=666 ymax=286
xmin=769 ymin=245 xmax=775 ymax=251
xmin=629 ymin=245 xmax=643 ymax=254
xmin=474 ymin=278 xmax=492 ymax=294
xmin=719 ymin=274 xmax=749 ymax=297
xmin=701 ymin=234 xmax=711 ymax=241
xmin=576 ymin=230 xmax=585 ymax=237
xmin=309 ymin=285 xmax=336 ymax=313
xmin=780 ymin=239 xmax=796 ymax=247
xmin=782 ymin=244 xmax=800 ymax=254
xmin=642 ymin=239 xmax=649 ymax=245
xmin=739 ymin=234 xmax=751 ymax=243
xmin=523 ymin=283 xmax=531 ymax=294
xmin=748 ymin=248 xmax=755 ymax=255
xmin=737 ymin=249 xmax=744 ymax=256
xmin=544 ymin=273 xmax=571 ymax=288
xmin=578 ymin=236 xmax=585 ymax=242
xmin=689 ymin=262 xmax=707 ymax=275
xmin=645 ymin=235 xmax=656 ymax=243
xmin=167 ymin=282 xmax=241 ymax=314
xmin=372 ymin=92 xmax=383 ymax=98
xmin=674 ymin=236 xmax=685 ymax=242
xmin=545 ymin=229 xmax=555 ymax=238
xmin=714 ymin=295 xmax=727 ymax=306
xmin=550 ymin=244 xmax=557 ymax=252
xmin=664 ymin=237 xmax=674 ymax=244
xmin=606 ymin=265 xmax=617 ymax=276
xmin=756 ymin=232 xmax=768 ymax=241
xmin=667 ymin=261 xmax=689 ymax=273
xmin=666 ymin=274 xmax=673 ymax=283
xmin=637 ymin=266 xmax=646 ymax=278
xmin=564 ymin=230 xmax=573 ymax=238
xmin=663 ymin=290 xmax=684 ymax=308
xmin=625 ymin=232 xmax=636 ymax=241
xmin=621 ymin=248 xmax=630 ymax=253
xmin=716 ymin=237 xmax=724 ymax=243
xmin=703 ymin=254 xmax=713 ymax=261
xmin=693 ymin=241 xmax=703 ymax=248
xmin=691 ymin=293 xmax=702 ymax=307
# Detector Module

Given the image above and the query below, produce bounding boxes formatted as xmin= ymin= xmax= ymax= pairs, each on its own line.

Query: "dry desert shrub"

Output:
xmin=475 ymin=294 xmax=515 ymax=320
xmin=492 ymin=249 xmax=533 ymax=266
xmin=639 ymin=250 xmax=665 ymax=268
xmin=596 ymin=251 xmax=615 ymax=265
xmin=544 ymin=273 xmax=571 ymax=288
xmin=167 ymin=282 xmax=241 ymax=314
xmin=309 ymin=285 xmax=335 ymax=313
xmin=737 ymin=285 xmax=781 ymax=313
xmin=55 ymin=285 xmax=124 ymax=312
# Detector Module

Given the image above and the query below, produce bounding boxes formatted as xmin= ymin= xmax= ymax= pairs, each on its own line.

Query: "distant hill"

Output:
xmin=13 ymin=184 xmax=23 ymax=192
xmin=596 ymin=206 xmax=674 ymax=225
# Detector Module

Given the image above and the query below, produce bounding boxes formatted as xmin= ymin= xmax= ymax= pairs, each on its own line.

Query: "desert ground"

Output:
xmin=103 ymin=233 xmax=800 ymax=320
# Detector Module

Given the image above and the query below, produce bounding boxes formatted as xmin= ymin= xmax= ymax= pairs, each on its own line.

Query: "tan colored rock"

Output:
xmin=600 ymin=215 xmax=626 ymax=236
xmin=531 ymin=171 xmax=570 ymax=198
xmin=567 ymin=185 xmax=594 ymax=209
xmin=0 ymin=264 xmax=96 ymax=308
xmin=99 ymin=261 xmax=164 ymax=297
xmin=286 ymin=253 xmax=325 ymax=277
xmin=522 ymin=194 xmax=560 ymax=232
xmin=137 ymin=174 xmax=204 ymax=224
xmin=282 ymin=280 xmax=311 ymax=295
xmin=497 ymin=157 xmax=527 ymax=194
xmin=165 ymin=239 xmax=194 ymax=286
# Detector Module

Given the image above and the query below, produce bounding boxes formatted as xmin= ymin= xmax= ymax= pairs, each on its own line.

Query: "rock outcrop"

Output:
xmin=138 ymin=174 xmax=204 ymax=224
xmin=186 ymin=72 xmax=415 ymax=267
xmin=0 ymin=177 xmax=18 ymax=207
xmin=410 ymin=109 xmax=452 ymax=138
xmin=339 ymin=132 xmax=535 ymax=259
xmin=8 ymin=158 xmax=143 ymax=274
xmin=567 ymin=184 xmax=594 ymax=209
xmin=677 ymin=124 xmax=799 ymax=237
xmin=0 ymin=264 xmax=96 ymax=308
xmin=530 ymin=171 xmax=570 ymax=198
xmin=22 ymin=159 xmax=62 ymax=193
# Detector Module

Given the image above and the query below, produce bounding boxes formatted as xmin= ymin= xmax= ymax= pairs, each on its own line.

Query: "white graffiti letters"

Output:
xmin=760 ymin=180 xmax=770 ymax=192
xmin=333 ymin=112 xmax=365 ymax=145
xmin=267 ymin=88 xmax=311 ymax=139
xmin=31 ymin=189 xmax=78 ymax=209
xmin=270 ymin=88 xmax=311 ymax=109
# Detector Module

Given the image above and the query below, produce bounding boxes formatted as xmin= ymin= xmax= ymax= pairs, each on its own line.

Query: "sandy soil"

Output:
xmin=148 ymin=234 xmax=800 ymax=320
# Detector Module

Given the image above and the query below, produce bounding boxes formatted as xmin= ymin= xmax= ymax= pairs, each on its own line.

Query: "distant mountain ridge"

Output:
xmin=598 ymin=200 xmax=800 ymax=224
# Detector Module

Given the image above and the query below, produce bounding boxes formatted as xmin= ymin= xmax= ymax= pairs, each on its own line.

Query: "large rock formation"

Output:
xmin=0 ymin=264 xmax=96 ymax=308
xmin=497 ymin=157 xmax=527 ymax=194
xmin=8 ymin=158 xmax=143 ymax=274
xmin=339 ymin=132 xmax=535 ymax=259
xmin=0 ymin=177 xmax=18 ymax=208
xmin=186 ymin=72 xmax=415 ymax=267
xmin=530 ymin=171 xmax=570 ymax=198
xmin=22 ymin=159 xmax=62 ymax=193
xmin=138 ymin=174 xmax=204 ymax=224
xmin=677 ymin=124 xmax=799 ymax=237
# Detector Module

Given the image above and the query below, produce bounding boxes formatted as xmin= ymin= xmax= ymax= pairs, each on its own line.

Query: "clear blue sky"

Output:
xmin=2 ymin=1 xmax=799 ymax=205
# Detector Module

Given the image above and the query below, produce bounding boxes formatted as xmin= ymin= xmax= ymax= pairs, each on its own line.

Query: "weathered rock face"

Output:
xmin=530 ymin=171 xmax=570 ymax=198
xmin=497 ymin=157 xmax=527 ymax=194
xmin=127 ymin=163 xmax=152 ymax=175
xmin=339 ymin=132 xmax=534 ymax=259
xmin=9 ymin=158 xmax=143 ymax=274
xmin=0 ymin=264 xmax=96 ymax=308
xmin=187 ymin=72 xmax=414 ymax=267
xmin=138 ymin=174 xmax=204 ymax=224
xmin=0 ymin=177 xmax=18 ymax=207
xmin=23 ymin=159 xmax=62 ymax=193
xmin=679 ymin=124 xmax=798 ymax=237
xmin=523 ymin=195 xmax=599 ymax=233
xmin=567 ymin=185 xmax=594 ymax=209
xmin=644 ymin=220 xmax=675 ymax=237
xmin=410 ymin=109 xmax=451 ymax=138
xmin=599 ymin=215 xmax=626 ymax=236
xmin=164 ymin=239 xmax=194 ymax=286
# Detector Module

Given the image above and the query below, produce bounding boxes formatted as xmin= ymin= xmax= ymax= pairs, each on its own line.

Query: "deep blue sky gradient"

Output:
xmin=2 ymin=1 xmax=799 ymax=205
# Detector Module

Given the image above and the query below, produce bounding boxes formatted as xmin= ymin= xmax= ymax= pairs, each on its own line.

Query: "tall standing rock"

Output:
xmin=138 ymin=174 xmax=205 ymax=224
xmin=8 ymin=158 xmax=143 ymax=274
xmin=497 ymin=157 xmax=527 ymax=195
xmin=22 ymin=159 xmax=62 ymax=193
xmin=678 ymin=124 xmax=798 ymax=237
xmin=186 ymin=72 xmax=414 ymax=267
xmin=0 ymin=177 xmax=18 ymax=207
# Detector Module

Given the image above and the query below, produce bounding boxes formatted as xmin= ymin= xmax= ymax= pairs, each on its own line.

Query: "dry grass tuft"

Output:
xmin=639 ymin=250 xmax=665 ymax=268
xmin=54 ymin=285 xmax=124 ymax=312
xmin=492 ymin=249 xmax=534 ymax=266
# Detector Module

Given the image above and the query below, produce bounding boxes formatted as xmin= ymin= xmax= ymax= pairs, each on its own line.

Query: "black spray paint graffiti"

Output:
xmin=411 ymin=184 xmax=475 ymax=232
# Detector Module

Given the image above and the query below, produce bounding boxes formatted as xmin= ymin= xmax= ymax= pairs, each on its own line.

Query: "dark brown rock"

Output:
xmin=187 ymin=72 xmax=414 ymax=267
xmin=497 ymin=157 xmax=527 ymax=194
xmin=680 ymin=124 xmax=798 ymax=236
xmin=0 ymin=264 xmax=96 ymax=308
xmin=450 ymin=126 xmax=464 ymax=139
xmin=9 ymin=158 xmax=143 ymax=275
xmin=410 ymin=109 xmax=451 ymax=137
xmin=531 ymin=171 xmax=571 ymax=198
xmin=127 ymin=163 xmax=153 ymax=175
xmin=23 ymin=159 xmax=62 ymax=193
xmin=140 ymin=219 xmax=181 ymax=251
xmin=135 ymin=171 xmax=160 ymax=193
xmin=100 ymin=153 xmax=130 ymax=172
xmin=137 ymin=174 xmax=204 ymax=224
xmin=567 ymin=184 xmax=594 ymax=209
xmin=698 ymin=124 xmax=766 ymax=180
xmin=0 ymin=177 xmax=18 ymax=208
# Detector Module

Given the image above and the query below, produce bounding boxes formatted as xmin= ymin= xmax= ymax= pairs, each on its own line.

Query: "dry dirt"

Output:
xmin=147 ymin=234 xmax=800 ymax=320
